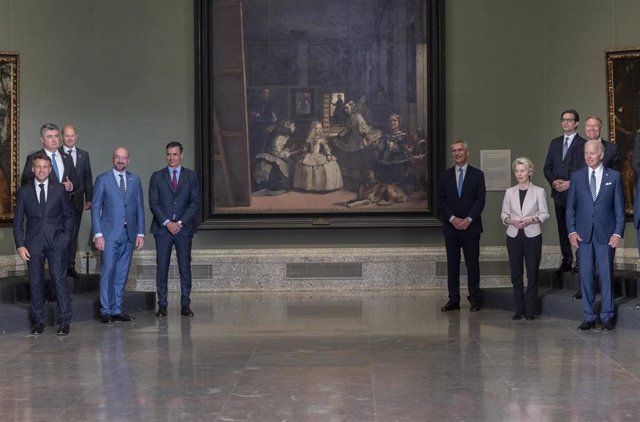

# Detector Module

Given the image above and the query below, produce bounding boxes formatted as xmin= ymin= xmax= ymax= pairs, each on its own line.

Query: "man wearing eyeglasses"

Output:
xmin=543 ymin=110 xmax=587 ymax=273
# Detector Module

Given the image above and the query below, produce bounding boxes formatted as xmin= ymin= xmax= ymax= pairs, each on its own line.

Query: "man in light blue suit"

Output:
xmin=567 ymin=140 xmax=625 ymax=331
xmin=91 ymin=147 xmax=145 ymax=324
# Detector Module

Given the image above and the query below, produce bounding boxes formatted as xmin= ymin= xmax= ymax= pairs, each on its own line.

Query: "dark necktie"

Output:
xmin=39 ymin=183 xmax=46 ymax=210
xmin=67 ymin=149 xmax=76 ymax=167
xmin=172 ymin=170 xmax=178 ymax=191
xmin=119 ymin=174 xmax=126 ymax=200
xmin=590 ymin=170 xmax=597 ymax=201
xmin=562 ymin=137 xmax=569 ymax=160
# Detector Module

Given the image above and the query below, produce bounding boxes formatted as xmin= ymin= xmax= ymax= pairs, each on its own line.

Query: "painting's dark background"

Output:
xmin=243 ymin=0 xmax=425 ymax=135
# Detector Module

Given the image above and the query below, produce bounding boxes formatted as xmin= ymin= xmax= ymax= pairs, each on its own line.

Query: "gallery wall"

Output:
xmin=0 ymin=0 xmax=639 ymax=257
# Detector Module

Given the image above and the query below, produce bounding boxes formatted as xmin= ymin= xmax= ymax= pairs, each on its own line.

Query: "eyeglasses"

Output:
xmin=561 ymin=118 xmax=576 ymax=123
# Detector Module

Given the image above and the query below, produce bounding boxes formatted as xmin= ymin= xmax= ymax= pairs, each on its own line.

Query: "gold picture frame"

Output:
xmin=606 ymin=47 xmax=640 ymax=215
xmin=0 ymin=52 xmax=19 ymax=222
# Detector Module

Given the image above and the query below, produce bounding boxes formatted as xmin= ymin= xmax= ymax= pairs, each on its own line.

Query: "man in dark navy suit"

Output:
xmin=149 ymin=141 xmax=201 ymax=318
xmin=59 ymin=124 xmax=93 ymax=278
xmin=13 ymin=154 xmax=74 ymax=335
xmin=543 ymin=110 xmax=586 ymax=273
xmin=567 ymin=140 xmax=625 ymax=331
xmin=436 ymin=140 xmax=486 ymax=312
xmin=21 ymin=123 xmax=79 ymax=193
xmin=570 ymin=115 xmax=620 ymax=299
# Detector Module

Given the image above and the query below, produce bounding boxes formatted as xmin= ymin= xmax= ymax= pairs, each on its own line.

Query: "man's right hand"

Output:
xmin=17 ymin=246 xmax=30 ymax=262
xmin=94 ymin=236 xmax=105 ymax=251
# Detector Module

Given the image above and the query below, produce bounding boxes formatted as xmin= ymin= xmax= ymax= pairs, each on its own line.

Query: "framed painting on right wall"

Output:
xmin=606 ymin=48 xmax=640 ymax=216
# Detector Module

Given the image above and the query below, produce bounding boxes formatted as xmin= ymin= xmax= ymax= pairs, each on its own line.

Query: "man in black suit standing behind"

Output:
xmin=437 ymin=140 xmax=486 ymax=312
xmin=21 ymin=123 xmax=79 ymax=193
xmin=149 ymin=141 xmax=201 ymax=318
xmin=13 ymin=154 xmax=74 ymax=335
xmin=59 ymin=124 xmax=93 ymax=278
xmin=543 ymin=110 xmax=586 ymax=272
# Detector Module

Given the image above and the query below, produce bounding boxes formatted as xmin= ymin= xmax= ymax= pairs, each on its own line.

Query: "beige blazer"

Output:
xmin=500 ymin=183 xmax=549 ymax=238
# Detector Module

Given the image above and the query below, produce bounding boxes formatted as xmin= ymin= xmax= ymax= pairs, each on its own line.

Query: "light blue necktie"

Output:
xmin=590 ymin=170 xmax=597 ymax=201
xmin=457 ymin=167 xmax=464 ymax=197
xmin=51 ymin=153 xmax=60 ymax=181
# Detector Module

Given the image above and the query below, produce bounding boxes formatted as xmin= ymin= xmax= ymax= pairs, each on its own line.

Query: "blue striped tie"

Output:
xmin=51 ymin=153 xmax=60 ymax=181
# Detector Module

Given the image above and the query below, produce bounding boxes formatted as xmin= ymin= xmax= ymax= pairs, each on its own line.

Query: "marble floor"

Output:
xmin=1 ymin=291 xmax=640 ymax=422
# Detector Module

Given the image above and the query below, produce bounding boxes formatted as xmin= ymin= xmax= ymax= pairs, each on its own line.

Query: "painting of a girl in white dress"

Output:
xmin=293 ymin=121 xmax=343 ymax=192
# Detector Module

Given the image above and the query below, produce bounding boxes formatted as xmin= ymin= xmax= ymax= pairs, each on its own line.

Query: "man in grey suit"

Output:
xmin=13 ymin=154 xmax=74 ymax=335
xmin=92 ymin=147 xmax=145 ymax=324
xmin=567 ymin=140 xmax=624 ymax=331
xmin=60 ymin=124 xmax=93 ymax=278
xmin=149 ymin=141 xmax=201 ymax=317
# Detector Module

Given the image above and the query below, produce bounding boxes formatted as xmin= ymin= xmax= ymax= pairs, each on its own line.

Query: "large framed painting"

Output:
xmin=195 ymin=0 xmax=445 ymax=228
xmin=0 ymin=52 xmax=19 ymax=222
xmin=606 ymin=48 xmax=640 ymax=216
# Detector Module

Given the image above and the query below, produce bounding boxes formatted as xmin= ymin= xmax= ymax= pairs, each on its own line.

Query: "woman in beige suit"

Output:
xmin=501 ymin=157 xmax=549 ymax=320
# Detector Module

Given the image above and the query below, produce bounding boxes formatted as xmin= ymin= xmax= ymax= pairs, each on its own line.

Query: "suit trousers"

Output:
xmin=28 ymin=246 xmax=72 ymax=325
xmin=154 ymin=232 xmax=193 ymax=307
xmin=443 ymin=229 xmax=481 ymax=304
xmin=506 ymin=231 xmax=542 ymax=318
xmin=578 ymin=238 xmax=615 ymax=323
xmin=67 ymin=205 xmax=83 ymax=270
xmin=99 ymin=230 xmax=134 ymax=316
xmin=554 ymin=203 xmax=573 ymax=265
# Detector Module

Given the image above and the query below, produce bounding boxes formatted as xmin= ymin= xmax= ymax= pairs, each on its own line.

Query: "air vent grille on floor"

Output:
xmin=286 ymin=263 xmax=363 ymax=279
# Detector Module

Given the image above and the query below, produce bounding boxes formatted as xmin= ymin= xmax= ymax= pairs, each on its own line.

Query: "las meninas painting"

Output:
xmin=200 ymin=0 xmax=438 ymax=224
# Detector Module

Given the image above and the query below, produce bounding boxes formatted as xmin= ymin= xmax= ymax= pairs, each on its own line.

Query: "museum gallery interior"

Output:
xmin=2 ymin=1 xmax=640 ymax=421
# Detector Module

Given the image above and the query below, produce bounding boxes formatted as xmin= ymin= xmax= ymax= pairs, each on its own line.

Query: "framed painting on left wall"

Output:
xmin=0 ymin=52 xmax=19 ymax=222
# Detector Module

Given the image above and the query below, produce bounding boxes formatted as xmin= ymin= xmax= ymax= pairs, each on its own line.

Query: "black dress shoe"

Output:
xmin=31 ymin=324 xmax=44 ymax=335
xmin=101 ymin=314 xmax=113 ymax=324
xmin=571 ymin=289 xmax=582 ymax=300
xmin=635 ymin=303 xmax=640 ymax=309
xmin=577 ymin=320 xmax=596 ymax=331
xmin=557 ymin=263 xmax=572 ymax=272
xmin=57 ymin=324 xmax=70 ymax=336
xmin=112 ymin=313 xmax=135 ymax=322
xmin=512 ymin=313 xmax=524 ymax=320
xmin=156 ymin=305 xmax=167 ymax=317
xmin=469 ymin=304 xmax=481 ymax=312
xmin=525 ymin=315 xmax=536 ymax=321
xmin=601 ymin=320 xmax=615 ymax=331
xmin=67 ymin=268 xmax=80 ymax=279
xmin=440 ymin=302 xmax=460 ymax=312
xmin=181 ymin=305 xmax=194 ymax=317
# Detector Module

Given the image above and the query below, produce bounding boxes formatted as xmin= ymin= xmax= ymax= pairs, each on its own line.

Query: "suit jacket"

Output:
xmin=91 ymin=170 xmax=145 ymax=242
xmin=21 ymin=149 xmax=80 ymax=190
xmin=543 ymin=134 xmax=587 ymax=206
xmin=13 ymin=181 xmax=74 ymax=254
xmin=59 ymin=146 xmax=93 ymax=212
xmin=436 ymin=165 xmax=486 ymax=235
xmin=149 ymin=167 xmax=201 ymax=236
xmin=632 ymin=133 xmax=640 ymax=229
xmin=500 ymin=183 xmax=550 ymax=238
xmin=572 ymin=139 xmax=620 ymax=170
xmin=566 ymin=166 xmax=625 ymax=244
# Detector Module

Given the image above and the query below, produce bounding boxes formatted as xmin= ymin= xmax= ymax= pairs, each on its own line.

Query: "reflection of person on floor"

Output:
xmin=293 ymin=121 xmax=343 ymax=192
xmin=253 ymin=120 xmax=299 ymax=195
xmin=407 ymin=128 xmax=428 ymax=198
xmin=375 ymin=113 xmax=411 ymax=188
xmin=332 ymin=101 xmax=380 ymax=190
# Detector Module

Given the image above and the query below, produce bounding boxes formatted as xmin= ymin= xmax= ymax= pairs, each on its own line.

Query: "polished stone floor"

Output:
xmin=2 ymin=291 xmax=640 ymax=422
